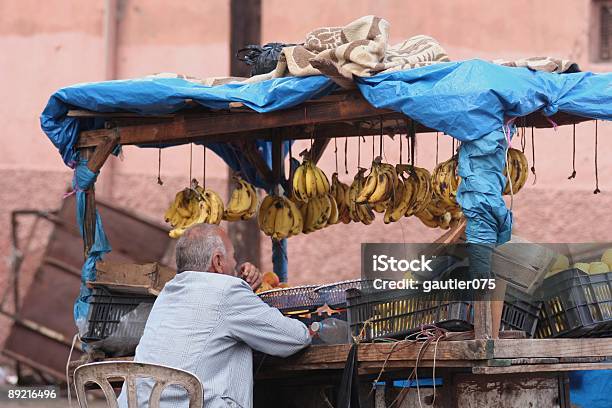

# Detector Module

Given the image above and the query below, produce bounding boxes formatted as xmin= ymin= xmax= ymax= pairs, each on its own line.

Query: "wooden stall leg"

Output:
xmin=474 ymin=299 xmax=493 ymax=339
xmin=490 ymin=279 xmax=507 ymax=339
xmin=82 ymin=133 xmax=120 ymax=255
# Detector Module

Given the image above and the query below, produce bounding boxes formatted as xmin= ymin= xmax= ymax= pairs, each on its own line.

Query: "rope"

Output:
xmin=379 ymin=117 xmax=384 ymax=157
xmin=399 ymin=131 xmax=403 ymax=165
xmin=334 ymin=138 xmax=338 ymax=174
xmin=188 ymin=143 xmax=193 ymax=184
xmin=202 ymin=146 xmax=206 ymax=188
xmin=435 ymin=133 xmax=439 ymax=165
xmin=594 ymin=120 xmax=600 ymax=194
xmin=503 ymin=121 xmax=515 ymax=210
xmin=372 ymin=135 xmax=375 ymax=162
xmin=66 ymin=333 xmax=80 ymax=408
xmin=344 ymin=137 xmax=349 ymax=174
xmin=157 ymin=148 xmax=164 ymax=185
xmin=530 ymin=127 xmax=537 ymax=185
xmin=568 ymin=124 xmax=576 ymax=179
xmin=358 ymin=135 xmax=361 ymax=168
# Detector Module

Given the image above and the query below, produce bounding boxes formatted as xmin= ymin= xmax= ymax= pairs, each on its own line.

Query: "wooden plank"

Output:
xmin=473 ymin=300 xmax=493 ymax=339
xmin=492 ymin=338 xmax=612 ymax=359
xmin=87 ymin=132 xmax=120 ymax=173
xmin=237 ymin=139 xmax=275 ymax=186
xmin=472 ymin=362 xmax=612 ymax=374
xmin=310 ymin=137 xmax=331 ymax=165
xmin=261 ymin=340 xmax=490 ymax=369
xmin=95 ymin=261 xmax=175 ymax=292
xmin=77 ymin=94 xmax=394 ymax=147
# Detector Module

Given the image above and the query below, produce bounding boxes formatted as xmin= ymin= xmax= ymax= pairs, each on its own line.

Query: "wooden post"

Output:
xmin=82 ymin=133 xmax=120 ymax=255
xmin=228 ymin=0 xmax=262 ymax=266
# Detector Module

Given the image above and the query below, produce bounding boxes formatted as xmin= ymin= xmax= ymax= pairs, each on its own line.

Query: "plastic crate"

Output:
xmin=346 ymin=288 xmax=472 ymax=342
xmin=83 ymin=286 xmax=156 ymax=342
xmin=347 ymin=285 xmax=541 ymax=342
xmin=257 ymin=285 xmax=324 ymax=314
xmin=536 ymin=269 xmax=612 ymax=338
xmin=314 ymin=280 xmax=373 ymax=310
xmin=501 ymin=285 xmax=541 ymax=337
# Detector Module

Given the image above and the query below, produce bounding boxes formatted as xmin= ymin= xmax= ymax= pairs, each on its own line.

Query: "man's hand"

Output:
xmin=240 ymin=262 xmax=262 ymax=291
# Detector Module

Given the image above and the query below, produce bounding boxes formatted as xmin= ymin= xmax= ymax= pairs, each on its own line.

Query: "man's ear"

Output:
xmin=211 ymin=252 xmax=224 ymax=273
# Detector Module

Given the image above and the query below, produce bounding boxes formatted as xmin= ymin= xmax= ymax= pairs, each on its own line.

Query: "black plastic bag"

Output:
xmin=236 ymin=43 xmax=296 ymax=76
xmin=337 ymin=343 xmax=361 ymax=408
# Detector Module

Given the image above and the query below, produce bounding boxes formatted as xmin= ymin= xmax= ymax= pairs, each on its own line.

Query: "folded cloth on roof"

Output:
xmin=493 ymin=56 xmax=579 ymax=73
xmin=245 ymin=15 xmax=450 ymax=88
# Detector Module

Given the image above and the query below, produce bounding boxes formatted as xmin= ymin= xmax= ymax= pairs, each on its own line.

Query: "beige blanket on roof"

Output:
xmin=150 ymin=16 xmax=578 ymax=87
xmin=246 ymin=15 xmax=450 ymax=88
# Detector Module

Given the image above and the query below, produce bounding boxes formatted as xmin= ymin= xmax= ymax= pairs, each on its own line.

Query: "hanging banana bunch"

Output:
xmin=348 ymin=168 xmax=375 ymax=225
xmin=383 ymin=172 xmax=415 ymax=224
xmin=223 ymin=175 xmax=258 ymax=221
xmin=258 ymin=195 xmax=303 ymax=240
xmin=331 ymin=173 xmax=352 ymax=224
xmin=431 ymin=156 xmax=461 ymax=208
xmin=397 ymin=164 xmax=432 ymax=217
xmin=292 ymin=158 xmax=330 ymax=202
xmin=164 ymin=180 xmax=224 ymax=238
xmin=355 ymin=158 xmax=400 ymax=208
xmin=503 ymin=148 xmax=529 ymax=195
xmin=298 ymin=194 xmax=337 ymax=233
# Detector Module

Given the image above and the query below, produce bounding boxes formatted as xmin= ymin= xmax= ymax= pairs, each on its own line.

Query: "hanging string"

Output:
xmin=410 ymin=121 xmax=416 ymax=166
xmin=189 ymin=143 xmax=193 ymax=184
xmin=334 ymin=137 xmax=338 ymax=173
xmin=344 ymin=137 xmax=349 ymax=174
xmin=371 ymin=135 xmax=375 ymax=162
xmin=520 ymin=126 xmax=526 ymax=153
xmin=202 ymin=146 xmax=206 ymax=188
xmin=358 ymin=136 xmax=361 ymax=168
xmin=157 ymin=148 xmax=164 ymax=185
xmin=379 ymin=117 xmax=384 ymax=157
xmin=530 ymin=127 xmax=537 ymax=184
xmin=399 ymin=131 xmax=403 ymax=164
xmin=435 ymin=133 xmax=439 ymax=165
xmin=568 ymin=123 xmax=576 ymax=180
xmin=594 ymin=120 xmax=600 ymax=194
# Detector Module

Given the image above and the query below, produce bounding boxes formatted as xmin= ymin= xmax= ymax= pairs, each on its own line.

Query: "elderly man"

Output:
xmin=118 ymin=224 xmax=311 ymax=408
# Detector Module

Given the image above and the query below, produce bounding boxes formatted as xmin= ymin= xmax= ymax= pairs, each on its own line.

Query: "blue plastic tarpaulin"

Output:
xmin=40 ymin=59 xmax=612 ymax=325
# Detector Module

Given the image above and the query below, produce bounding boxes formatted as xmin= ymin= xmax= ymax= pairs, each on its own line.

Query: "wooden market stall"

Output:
xmin=64 ymin=89 xmax=612 ymax=407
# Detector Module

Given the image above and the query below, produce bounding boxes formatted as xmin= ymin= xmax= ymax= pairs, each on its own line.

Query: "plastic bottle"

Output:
xmin=310 ymin=318 xmax=350 ymax=344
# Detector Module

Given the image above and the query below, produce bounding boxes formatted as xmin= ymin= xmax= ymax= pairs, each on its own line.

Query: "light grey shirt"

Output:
xmin=117 ymin=271 xmax=311 ymax=408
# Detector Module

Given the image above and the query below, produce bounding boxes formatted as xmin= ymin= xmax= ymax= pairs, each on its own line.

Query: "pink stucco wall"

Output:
xmin=1 ymin=1 xmax=611 ymax=335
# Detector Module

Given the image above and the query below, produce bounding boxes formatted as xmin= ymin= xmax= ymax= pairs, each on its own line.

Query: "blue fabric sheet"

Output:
xmin=40 ymin=59 xmax=612 ymax=326
xmin=356 ymin=60 xmax=612 ymax=242
xmin=72 ymin=161 xmax=111 ymax=332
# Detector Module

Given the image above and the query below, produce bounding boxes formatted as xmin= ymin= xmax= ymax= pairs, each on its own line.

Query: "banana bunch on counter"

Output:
xmin=503 ymin=148 xmax=529 ymax=195
xmin=292 ymin=159 xmax=331 ymax=201
xmin=258 ymin=195 xmax=303 ymax=240
xmin=164 ymin=180 xmax=224 ymax=238
xmin=223 ymin=176 xmax=258 ymax=221
xmin=331 ymin=173 xmax=352 ymax=224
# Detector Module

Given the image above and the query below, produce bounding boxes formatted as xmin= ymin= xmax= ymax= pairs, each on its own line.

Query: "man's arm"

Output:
xmin=224 ymin=279 xmax=311 ymax=357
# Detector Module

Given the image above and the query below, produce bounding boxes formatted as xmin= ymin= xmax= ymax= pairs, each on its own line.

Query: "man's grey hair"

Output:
xmin=175 ymin=226 xmax=227 ymax=273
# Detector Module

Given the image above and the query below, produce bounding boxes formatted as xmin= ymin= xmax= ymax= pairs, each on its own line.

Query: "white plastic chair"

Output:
xmin=74 ymin=361 xmax=203 ymax=408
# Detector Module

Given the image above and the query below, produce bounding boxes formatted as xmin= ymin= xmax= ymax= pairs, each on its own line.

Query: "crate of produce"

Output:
xmin=501 ymin=285 xmax=542 ymax=337
xmin=314 ymin=280 xmax=373 ymax=310
xmin=83 ymin=286 xmax=156 ymax=343
xmin=536 ymin=269 xmax=612 ymax=338
xmin=347 ymin=284 xmax=542 ymax=342
xmin=258 ymin=285 xmax=324 ymax=314
xmin=346 ymin=287 xmax=473 ymax=342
